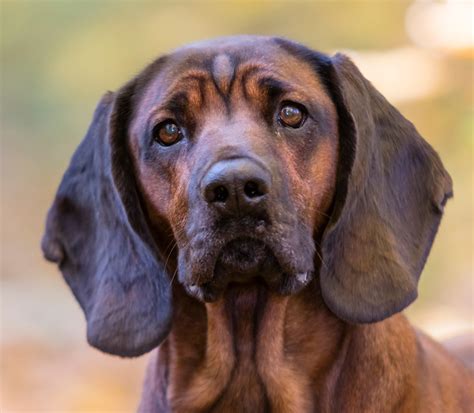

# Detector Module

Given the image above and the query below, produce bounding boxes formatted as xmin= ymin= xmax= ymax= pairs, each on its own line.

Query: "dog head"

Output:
xmin=42 ymin=36 xmax=452 ymax=357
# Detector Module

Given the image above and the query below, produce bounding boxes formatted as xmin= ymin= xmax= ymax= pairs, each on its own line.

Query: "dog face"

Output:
xmin=42 ymin=36 xmax=452 ymax=357
xmin=128 ymin=38 xmax=339 ymax=301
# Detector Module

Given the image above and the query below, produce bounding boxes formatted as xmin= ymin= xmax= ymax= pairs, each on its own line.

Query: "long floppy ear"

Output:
xmin=41 ymin=89 xmax=172 ymax=357
xmin=319 ymin=54 xmax=453 ymax=323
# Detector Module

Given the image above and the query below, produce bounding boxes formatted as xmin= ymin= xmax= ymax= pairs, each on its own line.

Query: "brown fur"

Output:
xmin=140 ymin=284 xmax=474 ymax=412
xmin=133 ymin=39 xmax=472 ymax=412
xmin=41 ymin=36 xmax=473 ymax=412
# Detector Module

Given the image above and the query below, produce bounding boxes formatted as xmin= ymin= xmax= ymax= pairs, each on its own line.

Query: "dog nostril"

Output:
xmin=244 ymin=181 xmax=264 ymax=199
xmin=213 ymin=185 xmax=229 ymax=202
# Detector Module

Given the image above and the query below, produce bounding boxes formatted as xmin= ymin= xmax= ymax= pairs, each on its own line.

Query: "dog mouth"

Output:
xmin=215 ymin=237 xmax=277 ymax=279
xmin=182 ymin=234 xmax=315 ymax=302
xmin=177 ymin=201 xmax=317 ymax=302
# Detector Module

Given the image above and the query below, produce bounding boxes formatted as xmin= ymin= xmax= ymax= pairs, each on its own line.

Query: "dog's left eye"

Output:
xmin=278 ymin=103 xmax=306 ymax=128
xmin=153 ymin=121 xmax=183 ymax=146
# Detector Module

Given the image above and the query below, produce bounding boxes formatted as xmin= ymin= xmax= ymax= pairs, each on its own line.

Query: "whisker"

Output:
xmin=313 ymin=208 xmax=331 ymax=219
xmin=163 ymin=241 xmax=178 ymax=273
xmin=313 ymin=240 xmax=328 ymax=270
xmin=169 ymin=265 xmax=179 ymax=287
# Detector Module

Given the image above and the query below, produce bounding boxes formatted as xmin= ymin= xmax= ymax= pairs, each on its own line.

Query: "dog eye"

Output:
xmin=278 ymin=103 xmax=306 ymax=128
xmin=153 ymin=121 xmax=183 ymax=146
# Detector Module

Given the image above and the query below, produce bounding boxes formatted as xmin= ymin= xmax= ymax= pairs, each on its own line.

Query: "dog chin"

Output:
xmin=183 ymin=237 xmax=315 ymax=302
xmin=215 ymin=238 xmax=277 ymax=275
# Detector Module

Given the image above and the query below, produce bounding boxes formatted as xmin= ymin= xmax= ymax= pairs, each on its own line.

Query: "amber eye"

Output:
xmin=153 ymin=121 xmax=183 ymax=146
xmin=278 ymin=103 xmax=306 ymax=128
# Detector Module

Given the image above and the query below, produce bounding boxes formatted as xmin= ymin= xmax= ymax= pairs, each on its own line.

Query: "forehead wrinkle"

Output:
xmin=238 ymin=64 xmax=265 ymax=100
xmin=163 ymin=91 xmax=189 ymax=114
xmin=238 ymin=65 xmax=293 ymax=103
xmin=212 ymin=54 xmax=235 ymax=96
xmin=163 ymin=71 xmax=208 ymax=99
xmin=257 ymin=76 xmax=293 ymax=95
xmin=154 ymin=71 xmax=210 ymax=115
xmin=237 ymin=59 xmax=330 ymax=110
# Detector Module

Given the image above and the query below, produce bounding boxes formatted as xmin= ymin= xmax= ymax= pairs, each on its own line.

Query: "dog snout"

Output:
xmin=201 ymin=158 xmax=272 ymax=214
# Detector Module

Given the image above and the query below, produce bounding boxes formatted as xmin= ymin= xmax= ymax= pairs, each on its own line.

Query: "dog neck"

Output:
xmin=163 ymin=281 xmax=349 ymax=412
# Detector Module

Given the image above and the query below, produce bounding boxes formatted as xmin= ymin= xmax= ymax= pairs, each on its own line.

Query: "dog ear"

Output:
xmin=41 ymin=87 xmax=172 ymax=357
xmin=318 ymin=54 xmax=453 ymax=324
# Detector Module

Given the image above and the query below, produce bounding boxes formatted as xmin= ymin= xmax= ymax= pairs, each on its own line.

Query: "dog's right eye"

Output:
xmin=153 ymin=121 xmax=183 ymax=146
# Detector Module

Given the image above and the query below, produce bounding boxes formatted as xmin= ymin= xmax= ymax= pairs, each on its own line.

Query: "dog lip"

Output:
xmin=185 ymin=229 xmax=314 ymax=280
xmin=183 ymin=270 xmax=315 ymax=302
xmin=185 ymin=281 xmax=221 ymax=302
xmin=180 ymin=211 xmax=316 ymax=301
xmin=182 ymin=235 xmax=315 ymax=301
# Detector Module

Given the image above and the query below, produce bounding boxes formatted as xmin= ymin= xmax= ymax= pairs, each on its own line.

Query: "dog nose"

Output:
xmin=201 ymin=158 xmax=271 ymax=213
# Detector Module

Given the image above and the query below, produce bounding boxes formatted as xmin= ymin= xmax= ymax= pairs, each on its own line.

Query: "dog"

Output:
xmin=42 ymin=36 xmax=473 ymax=412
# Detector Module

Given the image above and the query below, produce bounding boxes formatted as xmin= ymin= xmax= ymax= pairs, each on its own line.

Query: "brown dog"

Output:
xmin=42 ymin=36 xmax=473 ymax=412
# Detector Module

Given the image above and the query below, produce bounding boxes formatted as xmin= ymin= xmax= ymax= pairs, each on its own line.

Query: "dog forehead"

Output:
xmin=173 ymin=35 xmax=275 ymax=52
xmin=135 ymin=37 xmax=326 ymax=112
xmin=163 ymin=37 xmax=289 ymax=78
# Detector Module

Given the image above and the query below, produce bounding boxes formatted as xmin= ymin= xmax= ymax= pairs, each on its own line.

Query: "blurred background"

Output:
xmin=1 ymin=1 xmax=472 ymax=411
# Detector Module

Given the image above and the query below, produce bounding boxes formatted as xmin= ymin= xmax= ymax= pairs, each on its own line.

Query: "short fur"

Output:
xmin=42 ymin=36 xmax=473 ymax=412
